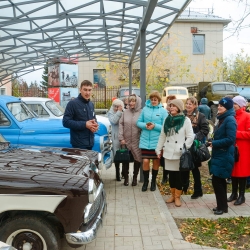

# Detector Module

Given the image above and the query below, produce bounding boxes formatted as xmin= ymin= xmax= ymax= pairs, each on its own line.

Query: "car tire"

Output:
xmin=0 ymin=215 xmax=60 ymax=250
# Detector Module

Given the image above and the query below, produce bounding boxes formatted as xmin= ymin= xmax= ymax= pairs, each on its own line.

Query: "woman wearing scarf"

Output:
xmin=156 ymin=99 xmax=193 ymax=207
xmin=182 ymin=96 xmax=209 ymax=198
xmin=227 ymin=96 xmax=250 ymax=206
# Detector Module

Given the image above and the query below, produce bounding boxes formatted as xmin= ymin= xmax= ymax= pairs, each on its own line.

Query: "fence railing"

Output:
xmin=12 ymin=86 xmax=120 ymax=109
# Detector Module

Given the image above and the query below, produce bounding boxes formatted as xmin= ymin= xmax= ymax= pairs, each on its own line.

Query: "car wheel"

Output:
xmin=0 ymin=216 xmax=60 ymax=250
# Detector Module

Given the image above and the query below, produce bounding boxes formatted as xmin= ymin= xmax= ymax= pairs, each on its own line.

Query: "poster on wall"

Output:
xmin=48 ymin=88 xmax=60 ymax=102
xmin=48 ymin=64 xmax=60 ymax=87
xmin=60 ymin=64 xmax=78 ymax=87
xmin=93 ymin=69 xmax=106 ymax=88
xmin=60 ymin=87 xmax=79 ymax=108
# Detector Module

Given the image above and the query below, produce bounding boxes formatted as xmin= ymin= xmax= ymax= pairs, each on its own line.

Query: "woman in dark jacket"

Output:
xmin=182 ymin=97 xmax=209 ymax=198
xmin=209 ymin=97 xmax=236 ymax=215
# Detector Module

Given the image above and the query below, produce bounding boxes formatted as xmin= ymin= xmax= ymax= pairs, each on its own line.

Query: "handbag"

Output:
xmin=192 ymin=140 xmax=211 ymax=162
xmin=114 ymin=145 xmax=134 ymax=163
xmin=234 ymin=145 xmax=239 ymax=162
xmin=179 ymin=143 xmax=195 ymax=171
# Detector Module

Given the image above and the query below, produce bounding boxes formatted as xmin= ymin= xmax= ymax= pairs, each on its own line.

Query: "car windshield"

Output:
xmin=120 ymin=89 xmax=140 ymax=97
xmin=45 ymin=100 xmax=65 ymax=117
xmin=7 ymin=102 xmax=34 ymax=121
xmin=168 ymin=89 xmax=187 ymax=95
xmin=212 ymin=84 xmax=237 ymax=92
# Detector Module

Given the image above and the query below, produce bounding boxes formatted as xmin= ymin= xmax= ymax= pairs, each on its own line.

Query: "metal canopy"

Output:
xmin=0 ymin=0 xmax=191 ymax=85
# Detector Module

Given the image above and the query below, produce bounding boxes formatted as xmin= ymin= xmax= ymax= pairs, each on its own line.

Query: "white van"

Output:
xmin=162 ymin=86 xmax=189 ymax=109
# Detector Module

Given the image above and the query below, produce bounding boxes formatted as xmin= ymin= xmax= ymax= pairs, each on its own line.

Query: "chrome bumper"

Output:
xmin=65 ymin=194 xmax=107 ymax=245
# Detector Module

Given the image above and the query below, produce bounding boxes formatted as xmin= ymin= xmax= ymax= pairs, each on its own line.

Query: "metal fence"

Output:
xmin=12 ymin=86 xmax=120 ymax=109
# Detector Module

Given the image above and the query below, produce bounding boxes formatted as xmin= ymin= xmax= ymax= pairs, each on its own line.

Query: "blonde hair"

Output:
xmin=149 ymin=91 xmax=161 ymax=102
xmin=186 ymin=96 xmax=198 ymax=107
xmin=128 ymin=94 xmax=137 ymax=102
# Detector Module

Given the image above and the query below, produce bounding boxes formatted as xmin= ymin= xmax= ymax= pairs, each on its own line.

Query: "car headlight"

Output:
xmin=88 ymin=179 xmax=97 ymax=204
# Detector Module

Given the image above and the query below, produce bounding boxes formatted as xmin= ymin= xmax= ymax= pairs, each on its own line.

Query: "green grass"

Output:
xmin=175 ymin=217 xmax=250 ymax=249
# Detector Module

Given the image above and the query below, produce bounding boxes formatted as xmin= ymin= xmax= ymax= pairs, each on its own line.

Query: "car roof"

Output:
xmin=21 ymin=97 xmax=52 ymax=102
xmin=0 ymin=95 xmax=20 ymax=103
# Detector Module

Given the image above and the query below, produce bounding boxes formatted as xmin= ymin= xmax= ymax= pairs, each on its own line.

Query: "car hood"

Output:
xmin=0 ymin=146 xmax=100 ymax=193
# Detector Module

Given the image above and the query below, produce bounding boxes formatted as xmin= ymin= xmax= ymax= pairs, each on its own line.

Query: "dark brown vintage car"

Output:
xmin=0 ymin=135 xmax=106 ymax=250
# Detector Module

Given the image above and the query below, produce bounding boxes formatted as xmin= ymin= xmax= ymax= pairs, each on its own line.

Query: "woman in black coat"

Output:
xmin=208 ymin=97 xmax=236 ymax=215
xmin=182 ymin=97 xmax=209 ymax=198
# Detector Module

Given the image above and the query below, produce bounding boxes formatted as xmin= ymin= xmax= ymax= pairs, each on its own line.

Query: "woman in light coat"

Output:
xmin=156 ymin=99 xmax=194 ymax=207
xmin=227 ymin=96 xmax=250 ymax=205
xmin=119 ymin=94 xmax=142 ymax=186
xmin=107 ymin=99 xmax=124 ymax=181
xmin=137 ymin=91 xmax=168 ymax=191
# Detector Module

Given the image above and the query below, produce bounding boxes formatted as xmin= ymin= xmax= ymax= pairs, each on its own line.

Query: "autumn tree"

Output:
xmin=223 ymin=50 xmax=250 ymax=85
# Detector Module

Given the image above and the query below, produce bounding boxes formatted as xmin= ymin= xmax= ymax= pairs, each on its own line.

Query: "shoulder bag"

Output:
xmin=234 ymin=145 xmax=239 ymax=162
xmin=192 ymin=140 xmax=211 ymax=162
xmin=179 ymin=143 xmax=195 ymax=171
xmin=114 ymin=145 xmax=134 ymax=163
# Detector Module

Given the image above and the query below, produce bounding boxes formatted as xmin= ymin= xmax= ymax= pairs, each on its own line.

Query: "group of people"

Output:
xmin=62 ymin=80 xmax=250 ymax=215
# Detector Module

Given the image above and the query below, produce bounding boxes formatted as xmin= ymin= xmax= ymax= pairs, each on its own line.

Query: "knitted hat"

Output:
xmin=219 ymin=97 xmax=233 ymax=110
xmin=233 ymin=96 xmax=247 ymax=108
xmin=169 ymin=99 xmax=184 ymax=112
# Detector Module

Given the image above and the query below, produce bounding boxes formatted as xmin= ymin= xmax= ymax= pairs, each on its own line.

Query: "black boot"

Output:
xmin=150 ymin=169 xmax=158 ymax=191
xmin=142 ymin=170 xmax=149 ymax=192
xmin=234 ymin=178 xmax=246 ymax=205
xmin=132 ymin=161 xmax=140 ymax=186
xmin=123 ymin=163 xmax=129 ymax=186
xmin=115 ymin=163 xmax=121 ymax=181
xmin=161 ymin=169 xmax=169 ymax=185
xmin=227 ymin=177 xmax=238 ymax=202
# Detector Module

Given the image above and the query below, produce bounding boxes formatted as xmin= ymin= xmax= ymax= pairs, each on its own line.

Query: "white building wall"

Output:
xmin=168 ymin=21 xmax=224 ymax=84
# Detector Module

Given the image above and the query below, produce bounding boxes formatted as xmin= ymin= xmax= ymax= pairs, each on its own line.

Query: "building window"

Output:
xmin=193 ymin=34 xmax=205 ymax=54
xmin=0 ymin=88 xmax=6 ymax=95
xmin=93 ymin=69 xmax=106 ymax=88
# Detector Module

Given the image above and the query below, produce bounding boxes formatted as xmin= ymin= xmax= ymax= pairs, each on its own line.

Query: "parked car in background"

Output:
xmin=116 ymin=87 xmax=140 ymax=99
xmin=161 ymin=86 xmax=189 ymax=109
xmin=0 ymin=95 xmax=112 ymax=169
xmin=0 ymin=134 xmax=106 ymax=249
xmin=21 ymin=97 xmax=111 ymax=132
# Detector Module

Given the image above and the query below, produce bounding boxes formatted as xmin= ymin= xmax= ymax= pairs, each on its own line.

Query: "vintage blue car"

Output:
xmin=0 ymin=95 xmax=112 ymax=169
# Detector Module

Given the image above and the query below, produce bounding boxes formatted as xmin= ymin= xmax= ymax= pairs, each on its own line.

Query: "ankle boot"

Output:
xmin=227 ymin=177 xmax=238 ymax=202
xmin=142 ymin=170 xmax=149 ymax=192
xmin=115 ymin=163 xmax=121 ymax=181
xmin=123 ymin=163 xmax=129 ymax=186
xmin=161 ymin=169 xmax=169 ymax=185
xmin=175 ymin=189 xmax=182 ymax=207
xmin=132 ymin=161 xmax=140 ymax=186
xmin=234 ymin=178 xmax=246 ymax=205
xmin=150 ymin=169 xmax=158 ymax=191
xmin=166 ymin=188 xmax=175 ymax=203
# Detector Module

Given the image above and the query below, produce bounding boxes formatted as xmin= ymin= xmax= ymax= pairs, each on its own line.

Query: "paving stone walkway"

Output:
xmin=62 ymin=164 xmax=250 ymax=250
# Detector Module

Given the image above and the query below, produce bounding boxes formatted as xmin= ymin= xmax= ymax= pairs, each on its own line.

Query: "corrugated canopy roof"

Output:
xmin=0 ymin=0 xmax=191 ymax=85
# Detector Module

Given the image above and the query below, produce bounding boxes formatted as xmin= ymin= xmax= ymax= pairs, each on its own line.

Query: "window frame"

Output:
xmin=193 ymin=34 xmax=205 ymax=55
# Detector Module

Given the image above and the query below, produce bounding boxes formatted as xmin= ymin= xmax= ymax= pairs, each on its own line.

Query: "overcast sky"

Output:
xmin=23 ymin=0 xmax=250 ymax=85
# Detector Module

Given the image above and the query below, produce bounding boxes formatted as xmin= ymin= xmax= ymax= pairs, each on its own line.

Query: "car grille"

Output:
xmin=88 ymin=188 xmax=104 ymax=222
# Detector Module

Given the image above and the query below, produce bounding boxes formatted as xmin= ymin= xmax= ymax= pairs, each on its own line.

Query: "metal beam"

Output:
xmin=128 ymin=0 xmax=158 ymax=66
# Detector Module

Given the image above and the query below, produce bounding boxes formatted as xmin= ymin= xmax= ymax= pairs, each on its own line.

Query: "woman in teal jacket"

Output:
xmin=208 ymin=97 xmax=236 ymax=215
xmin=137 ymin=91 xmax=168 ymax=192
